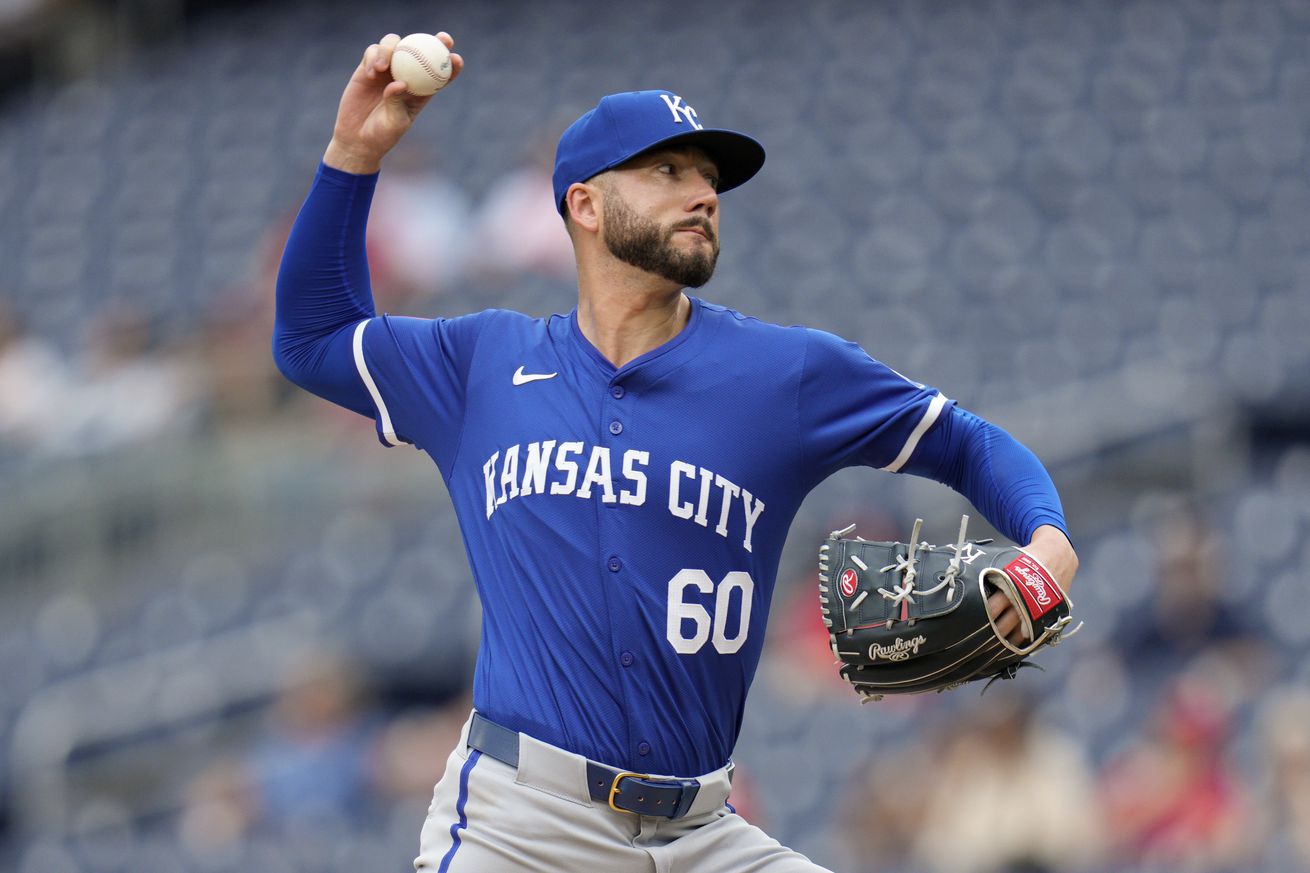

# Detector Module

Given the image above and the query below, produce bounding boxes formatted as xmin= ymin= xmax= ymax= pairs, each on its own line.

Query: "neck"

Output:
xmin=576 ymin=261 xmax=691 ymax=369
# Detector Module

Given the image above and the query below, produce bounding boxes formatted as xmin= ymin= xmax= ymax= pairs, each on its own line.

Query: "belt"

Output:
xmin=467 ymin=712 xmax=705 ymax=819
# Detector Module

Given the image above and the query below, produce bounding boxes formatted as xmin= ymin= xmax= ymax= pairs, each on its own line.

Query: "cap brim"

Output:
xmin=615 ymin=128 xmax=766 ymax=195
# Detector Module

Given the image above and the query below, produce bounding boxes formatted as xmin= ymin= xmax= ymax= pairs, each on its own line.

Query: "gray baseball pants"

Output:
xmin=414 ymin=711 xmax=832 ymax=872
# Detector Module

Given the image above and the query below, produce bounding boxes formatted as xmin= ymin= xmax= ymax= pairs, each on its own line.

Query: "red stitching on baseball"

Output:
xmin=395 ymin=45 xmax=448 ymax=87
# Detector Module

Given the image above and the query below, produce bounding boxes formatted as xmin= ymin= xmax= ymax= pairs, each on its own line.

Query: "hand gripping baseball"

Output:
xmin=324 ymin=31 xmax=465 ymax=175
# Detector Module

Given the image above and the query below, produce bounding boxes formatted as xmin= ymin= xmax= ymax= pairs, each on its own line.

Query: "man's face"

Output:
xmin=598 ymin=148 xmax=721 ymax=288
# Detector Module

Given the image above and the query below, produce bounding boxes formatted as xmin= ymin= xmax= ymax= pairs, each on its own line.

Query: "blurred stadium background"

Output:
xmin=2 ymin=0 xmax=1310 ymax=871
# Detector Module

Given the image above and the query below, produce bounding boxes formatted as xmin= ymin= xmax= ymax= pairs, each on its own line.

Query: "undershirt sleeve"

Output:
xmin=899 ymin=404 xmax=1070 ymax=546
xmin=273 ymin=162 xmax=486 ymax=464
xmin=272 ymin=162 xmax=381 ymax=419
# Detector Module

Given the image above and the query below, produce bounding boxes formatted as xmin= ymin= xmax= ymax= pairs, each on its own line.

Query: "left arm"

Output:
xmin=901 ymin=403 xmax=1077 ymax=577
xmin=794 ymin=327 xmax=1077 ymax=638
xmin=901 ymin=404 xmax=1079 ymax=640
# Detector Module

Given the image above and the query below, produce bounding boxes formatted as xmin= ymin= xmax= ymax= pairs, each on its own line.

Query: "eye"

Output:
xmin=658 ymin=163 xmax=676 ymax=175
xmin=705 ymin=173 xmax=720 ymax=191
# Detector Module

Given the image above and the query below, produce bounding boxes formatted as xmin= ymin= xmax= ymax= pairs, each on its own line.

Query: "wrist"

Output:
xmin=1028 ymin=524 xmax=1072 ymax=549
xmin=323 ymin=139 xmax=383 ymax=175
xmin=1025 ymin=524 xmax=1079 ymax=586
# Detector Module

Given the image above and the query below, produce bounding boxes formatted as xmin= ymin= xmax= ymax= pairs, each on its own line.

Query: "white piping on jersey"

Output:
xmin=352 ymin=319 xmax=401 ymax=447
xmin=879 ymin=393 xmax=948 ymax=473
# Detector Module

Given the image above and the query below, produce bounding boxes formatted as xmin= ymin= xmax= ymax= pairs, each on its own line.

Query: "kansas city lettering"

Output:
xmin=482 ymin=441 xmax=764 ymax=552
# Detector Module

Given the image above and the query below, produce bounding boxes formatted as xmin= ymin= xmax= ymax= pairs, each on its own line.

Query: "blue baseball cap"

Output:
xmin=552 ymin=90 xmax=766 ymax=215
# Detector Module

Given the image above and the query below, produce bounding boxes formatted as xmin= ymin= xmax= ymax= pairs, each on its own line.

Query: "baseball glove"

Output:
xmin=819 ymin=515 xmax=1078 ymax=702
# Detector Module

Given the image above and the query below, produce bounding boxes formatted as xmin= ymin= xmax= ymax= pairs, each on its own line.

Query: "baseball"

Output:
xmin=390 ymin=33 xmax=452 ymax=96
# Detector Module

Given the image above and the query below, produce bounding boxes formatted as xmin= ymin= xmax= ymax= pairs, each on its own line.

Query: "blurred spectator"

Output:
xmin=834 ymin=731 xmax=934 ymax=872
xmin=371 ymin=690 xmax=472 ymax=802
xmin=179 ymin=650 xmax=481 ymax=859
xmin=179 ymin=651 xmax=384 ymax=850
xmin=246 ymin=653 xmax=380 ymax=829
xmin=199 ymin=212 xmax=297 ymax=430
xmin=911 ymin=693 xmax=1103 ymax=873
xmin=0 ymin=303 xmax=74 ymax=454
xmin=1252 ymin=688 xmax=1310 ymax=870
xmin=49 ymin=310 xmax=203 ymax=457
xmin=836 ymin=691 xmax=1103 ymax=873
xmin=1098 ymin=674 xmax=1256 ymax=871
xmin=1120 ymin=499 xmax=1271 ymax=687
xmin=463 ymin=134 xmax=575 ymax=285
xmin=366 ymin=143 xmax=472 ymax=304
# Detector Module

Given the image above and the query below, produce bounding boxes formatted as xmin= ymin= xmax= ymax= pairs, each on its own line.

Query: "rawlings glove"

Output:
xmin=819 ymin=515 xmax=1078 ymax=701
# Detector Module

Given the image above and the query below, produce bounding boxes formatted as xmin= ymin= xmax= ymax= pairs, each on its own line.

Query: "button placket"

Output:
xmin=601 ymin=379 xmax=639 ymax=744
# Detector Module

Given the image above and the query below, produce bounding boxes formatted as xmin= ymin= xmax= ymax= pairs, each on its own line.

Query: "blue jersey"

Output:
xmin=352 ymin=300 xmax=944 ymax=775
xmin=274 ymin=163 xmax=1069 ymax=778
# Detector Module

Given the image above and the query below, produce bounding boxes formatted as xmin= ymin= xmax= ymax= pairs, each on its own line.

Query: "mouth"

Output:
xmin=676 ymin=227 xmax=710 ymax=241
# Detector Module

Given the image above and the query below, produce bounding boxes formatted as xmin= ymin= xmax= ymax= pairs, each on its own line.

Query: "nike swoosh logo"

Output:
xmin=513 ymin=366 xmax=558 ymax=386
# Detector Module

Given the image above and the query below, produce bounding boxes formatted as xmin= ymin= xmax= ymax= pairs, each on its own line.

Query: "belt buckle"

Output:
xmin=607 ymin=771 xmax=650 ymax=814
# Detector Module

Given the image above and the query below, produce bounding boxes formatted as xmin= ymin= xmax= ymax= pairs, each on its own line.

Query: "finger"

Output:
xmin=986 ymin=592 xmax=1020 ymax=638
xmin=382 ymin=79 xmax=412 ymax=102
xmin=376 ymin=33 xmax=401 ymax=72
xmin=382 ymin=80 xmax=434 ymax=116
xmin=437 ymin=31 xmax=454 ymax=49
xmin=361 ymin=43 xmax=380 ymax=77
xmin=448 ymin=52 xmax=465 ymax=83
xmin=995 ymin=608 xmax=1019 ymax=640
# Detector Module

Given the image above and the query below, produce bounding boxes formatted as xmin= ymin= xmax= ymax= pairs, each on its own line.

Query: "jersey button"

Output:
xmin=608 ymin=556 xmax=622 ymax=573
xmin=609 ymin=420 xmax=623 ymax=435
xmin=610 ymin=385 xmax=625 ymax=399
xmin=637 ymin=742 xmax=651 ymax=756
xmin=620 ymin=651 xmax=634 ymax=667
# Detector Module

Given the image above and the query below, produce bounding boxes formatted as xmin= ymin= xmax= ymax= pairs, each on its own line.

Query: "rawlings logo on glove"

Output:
xmin=819 ymin=515 xmax=1079 ymax=702
xmin=868 ymin=636 xmax=928 ymax=661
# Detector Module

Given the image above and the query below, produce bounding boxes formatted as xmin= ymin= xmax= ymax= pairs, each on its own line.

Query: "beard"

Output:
xmin=602 ymin=191 xmax=720 ymax=288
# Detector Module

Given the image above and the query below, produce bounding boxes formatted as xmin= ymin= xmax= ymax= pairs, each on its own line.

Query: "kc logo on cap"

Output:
xmin=552 ymin=89 xmax=766 ymax=214
xmin=660 ymin=94 xmax=703 ymax=130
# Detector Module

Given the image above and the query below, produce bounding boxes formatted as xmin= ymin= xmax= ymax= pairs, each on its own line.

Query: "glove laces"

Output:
xmin=878 ymin=518 xmax=925 ymax=611
xmin=878 ymin=515 xmax=977 ymax=616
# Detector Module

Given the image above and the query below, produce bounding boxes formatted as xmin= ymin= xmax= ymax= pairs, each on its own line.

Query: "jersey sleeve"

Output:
xmin=353 ymin=310 xmax=493 ymax=470
xmin=798 ymin=327 xmax=951 ymax=479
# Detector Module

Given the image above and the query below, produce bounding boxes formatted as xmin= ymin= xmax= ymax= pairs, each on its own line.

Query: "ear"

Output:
xmin=565 ymin=182 xmax=602 ymax=234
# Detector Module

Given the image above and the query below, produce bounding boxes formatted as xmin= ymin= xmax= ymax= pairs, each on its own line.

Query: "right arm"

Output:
xmin=272 ymin=31 xmax=465 ymax=412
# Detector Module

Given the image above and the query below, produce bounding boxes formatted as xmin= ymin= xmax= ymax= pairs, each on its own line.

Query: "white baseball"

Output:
xmin=390 ymin=33 xmax=452 ymax=96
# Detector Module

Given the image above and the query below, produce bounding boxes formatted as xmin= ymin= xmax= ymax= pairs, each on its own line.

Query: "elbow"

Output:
xmin=271 ymin=327 xmax=308 ymax=387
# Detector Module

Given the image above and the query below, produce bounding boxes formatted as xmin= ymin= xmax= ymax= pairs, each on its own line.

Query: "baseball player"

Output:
xmin=273 ymin=32 xmax=1079 ymax=872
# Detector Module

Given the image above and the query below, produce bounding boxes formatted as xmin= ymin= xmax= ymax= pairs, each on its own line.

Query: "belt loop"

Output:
xmin=670 ymin=780 xmax=700 ymax=819
xmin=469 ymin=711 xmax=522 ymax=768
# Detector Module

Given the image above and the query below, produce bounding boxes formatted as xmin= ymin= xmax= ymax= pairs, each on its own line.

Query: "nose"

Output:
xmin=687 ymin=178 xmax=717 ymax=218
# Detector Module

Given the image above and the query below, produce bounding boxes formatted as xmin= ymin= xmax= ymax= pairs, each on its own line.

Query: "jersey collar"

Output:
xmin=566 ymin=294 xmax=706 ymax=379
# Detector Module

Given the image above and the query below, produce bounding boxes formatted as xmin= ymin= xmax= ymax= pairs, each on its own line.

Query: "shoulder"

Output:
xmin=696 ymin=299 xmax=862 ymax=346
xmin=450 ymin=307 xmax=548 ymax=330
xmin=695 ymin=298 xmax=811 ymax=347
xmin=364 ymin=309 xmax=552 ymax=367
xmin=380 ymin=307 xmax=549 ymax=338
xmin=693 ymin=299 xmax=885 ymax=374
xmin=702 ymin=301 xmax=885 ymax=361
